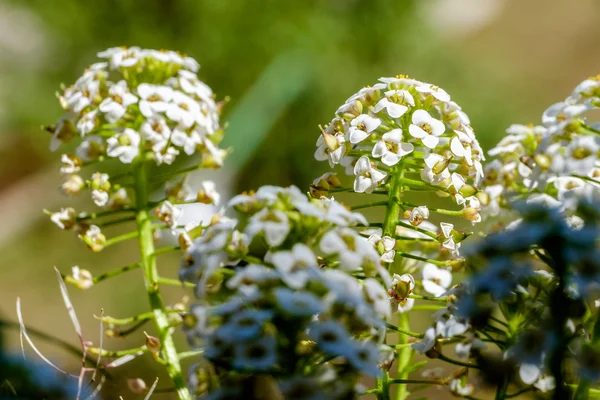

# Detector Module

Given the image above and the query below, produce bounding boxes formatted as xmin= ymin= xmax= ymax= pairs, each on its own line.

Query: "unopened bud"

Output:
xmin=446 ymin=258 xmax=466 ymax=272
xmin=432 ymin=158 xmax=451 ymax=175
xmin=144 ymin=332 xmax=161 ymax=355
xmin=458 ymin=184 xmax=477 ymax=197
xmin=71 ymin=266 xmax=93 ymax=290
xmin=475 ymin=191 xmax=490 ymax=206
xmin=322 ymin=132 xmax=339 ymax=152
xmin=461 ymin=207 xmax=480 ymax=222
xmin=127 ymin=378 xmax=147 ymax=394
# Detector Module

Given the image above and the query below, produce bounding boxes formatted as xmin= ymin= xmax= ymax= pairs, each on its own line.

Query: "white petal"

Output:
xmin=383 ymin=129 xmax=403 ymax=143
xmin=353 ymin=156 xmax=372 ymax=175
xmin=411 ymin=109 xmax=431 ymax=125
xmin=422 ymin=135 xmax=439 ymax=149
xmin=519 ymin=364 xmax=541 ymax=385
xmin=398 ymin=142 xmax=414 ymax=156
xmin=372 ymin=141 xmax=387 ymax=158
xmin=349 ymin=128 xmax=369 ymax=144
xmin=387 ymin=103 xmax=408 ymax=119
xmin=381 ymin=153 xmax=401 ymax=166
xmin=409 ymin=124 xmax=427 ymax=139
xmin=430 ymin=118 xmax=446 ymax=136
xmin=450 ymin=137 xmax=465 ymax=157
xmin=354 ymin=176 xmax=372 ymax=193
xmin=422 ymin=280 xmax=446 ymax=297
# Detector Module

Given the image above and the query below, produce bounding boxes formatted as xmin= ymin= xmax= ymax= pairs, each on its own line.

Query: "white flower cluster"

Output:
xmin=484 ymin=75 xmax=600 ymax=224
xmin=454 ymin=202 xmax=600 ymax=390
xmin=180 ymin=186 xmax=392 ymax=398
xmin=50 ymin=46 xmax=224 ymax=167
xmin=315 ymin=75 xmax=483 ymax=204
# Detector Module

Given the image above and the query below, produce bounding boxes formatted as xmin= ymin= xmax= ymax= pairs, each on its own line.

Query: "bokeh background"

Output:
xmin=0 ymin=0 xmax=599 ymax=398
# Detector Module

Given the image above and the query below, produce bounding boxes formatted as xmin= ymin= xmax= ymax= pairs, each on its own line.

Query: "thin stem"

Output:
xmin=133 ymin=157 xmax=191 ymax=400
xmin=149 ymin=164 xmax=201 ymax=183
xmin=97 ymin=216 xmax=137 ymax=228
xmin=396 ymin=251 xmax=447 ymax=266
xmin=88 ymin=346 xmax=147 ymax=358
xmin=408 ymin=294 xmax=447 ymax=303
xmin=351 ymin=201 xmax=389 ymax=211
xmin=437 ymin=353 xmax=481 ymax=369
xmin=178 ymin=350 xmax=204 ymax=361
xmin=389 ymin=378 xmax=444 ymax=386
xmin=151 ymin=246 xmax=181 ymax=258
xmin=158 ymin=277 xmax=196 ymax=288
xmin=92 ymin=262 xmax=140 ymax=284
xmin=96 ymin=309 xmax=181 ymax=325
xmin=506 ymin=387 xmax=532 ymax=398
xmin=103 ymin=231 xmax=139 ymax=247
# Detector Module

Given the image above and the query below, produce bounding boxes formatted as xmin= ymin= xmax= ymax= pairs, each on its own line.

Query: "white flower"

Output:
xmin=315 ymin=125 xmax=346 ymax=167
xmin=274 ymin=288 xmax=324 ymax=316
xmin=233 ymin=335 xmax=277 ymax=371
xmin=346 ymin=341 xmax=381 ymax=376
xmin=449 ymin=379 xmax=474 ymax=397
xmin=59 ymin=154 xmax=81 ymax=175
xmin=219 ymin=309 xmax=272 ymax=342
xmin=106 ymin=128 xmax=140 ymax=163
xmin=76 ymin=135 xmax=104 ymax=161
xmin=364 ymin=278 xmax=391 ymax=319
xmin=422 ymin=263 xmax=452 ymax=297
xmin=77 ymin=109 xmax=99 ymax=136
xmin=50 ymin=208 xmax=77 ymax=230
xmin=421 ymin=153 xmax=450 ymax=184
xmin=226 ymin=264 xmax=279 ymax=297
xmin=407 ymin=206 xmax=429 ymax=226
xmin=519 ymin=363 xmax=541 ymax=385
xmin=92 ymin=190 xmax=109 ymax=207
xmin=533 ymin=376 xmax=556 ymax=393
xmin=196 ymin=180 xmax=220 ymax=205
xmin=79 ymin=224 xmax=105 ymax=252
xmin=61 ymin=175 xmax=84 ymax=196
xmin=167 ymin=91 xmax=202 ymax=128
xmin=137 ymin=84 xmax=173 ymax=117
xmin=348 ymin=114 xmax=381 ymax=144
xmin=155 ymin=200 xmax=182 ymax=229
xmin=308 ymin=320 xmax=352 ymax=356
xmin=353 ymin=156 xmax=387 ymax=194
xmin=71 ymin=266 xmax=93 ymax=290
xmin=439 ymin=222 xmax=458 ymax=253
xmin=140 ymin=117 xmax=171 ymax=149
xmin=367 ymin=233 xmax=396 ymax=263
xmin=412 ymin=326 xmax=437 ymax=354
xmin=320 ymin=228 xmax=378 ymax=272
xmin=155 ymin=147 xmax=179 ymax=165
xmin=98 ymin=80 xmax=138 ymax=123
xmin=98 ymin=46 xmax=142 ymax=68
xmin=269 ymin=243 xmax=318 ymax=289
xmin=372 ymin=90 xmax=413 ymax=118
xmin=171 ymin=127 xmax=203 ymax=156
xmin=397 ymin=298 xmax=415 ymax=313
xmin=246 ymin=208 xmax=291 ymax=247
xmin=371 ymin=129 xmax=414 ymax=166
xmin=416 ymin=83 xmax=451 ymax=102
xmin=408 ymin=110 xmax=446 ymax=149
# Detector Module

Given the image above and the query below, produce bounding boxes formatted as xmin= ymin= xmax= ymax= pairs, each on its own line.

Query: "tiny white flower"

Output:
xmin=409 ymin=110 xmax=446 ymax=149
xmin=269 ymin=243 xmax=318 ymax=289
xmin=346 ymin=341 xmax=381 ymax=376
xmin=50 ymin=207 xmax=77 ymax=230
xmin=233 ymin=335 xmax=277 ymax=371
xmin=353 ymin=156 xmax=387 ymax=194
xmin=226 ymin=264 xmax=280 ymax=297
xmin=439 ymin=222 xmax=458 ymax=253
xmin=196 ymin=180 xmax=221 ymax=205
xmin=274 ymin=288 xmax=323 ymax=316
xmin=348 ymin=114 xmax=381 ymax=144
xmin=137 ymin=84 xmax=174 ymax=117
xmin=519 ymin=363 xmax=541 ymax=385
xmin=371 ymin=129 xmax=414 ymax=166
xmin=171 ymin=127 xmax=203 ymax=156
xmin=373 ymin=90 xmax=413 ymax=118
xmin=449 ymin=379 xmax=474 ymax=397
xmin=220 ymin=309 xmax=272 ymax=342
xmin=422 ymin=263 xmax=452 ymax=297
xmin=76 ymin=135 xmax=104 ymax=161
xmin=364 ymin=278 xmax=391 ymax=319
xmin=155 ymin=147 xmax=179 ymax=165
xmin=407 ymin=206 xmax=429 ymax=226
xmin=412 ymin=326 xmax=437 ymax=354
xmin=77 ymin=109 xmax=99 ymax=136
xmin=140 ymin=116 xmax=171 ymax=149
xmin=99 ymin=80 xmax=138 ymax=123
xmin=71 ymin=266 xmax=93 ymax=290
xmin=533 ymin=376 xmax=556 ymax=393
xmin=106 ymin=128 xmax=140 ymax=163
xmin=368 ymin=233 xmax=396 ymax=263
xmin=91 ymin=189 xmax=109 ymax=207
xmin=98 ymin=46 xmax=142 ymax=68
xmin=416 ymin=83 xmax=451 ymax=102
xmin=167 ymin=91 xmax=202 ymax=128
xmin=61 ymin=175 xmax=85 ymax=196
xmin=246 ymin=208 xmax=291 ymax=247
xmin=308 ymin=320 xmax=352 ymax=356
xmin=397 ymin=298 xmax=415 ymax=313
xmin=155 ymin=200 xmax=182 ymax=229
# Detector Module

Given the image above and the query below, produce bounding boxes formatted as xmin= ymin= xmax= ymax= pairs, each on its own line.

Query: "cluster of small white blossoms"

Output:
xmin=180 ymin=186 xmax=393 ymax=398
xmin=46 ymin=47 xmax=224 ymax=250
xmin=450 ymin=202 xmax=600 ymax=392
xmin=315 ymin=74 xmax=484 ymax=212
xmin=484 ymin=75 xmax=600 ymax=225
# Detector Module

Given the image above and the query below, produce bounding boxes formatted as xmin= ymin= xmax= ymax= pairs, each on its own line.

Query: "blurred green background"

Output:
xmin=0 ymin=0 xmax=599 ymax=398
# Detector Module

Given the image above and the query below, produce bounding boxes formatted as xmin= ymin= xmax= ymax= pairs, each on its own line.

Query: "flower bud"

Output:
xmin=322 ymin=131 xmax=339 ymax=152
xmin=60 ymin=154 xmax=83 ymax=175
xmin=71 ymin=266 xmax=93 ymax=290
xmin=432 ymin=158 xmax=451 ymax=175
xmin=78 ymin=224 xmax=105 ymax=252
xmin=461 ymin=207 xmax=481 ymax=222
xmin=475 ymin=191 xmax=490 ymax=206
xmin=127 ymin=378 xmax=147 ymax=394
xmin=458 ymin=184 xmax=477 ymax=197
xmin=144 ymin=332 xmax=161 ymax=355
xmin=533 ymin=154 xmax=551 ymax=170
xmin=89 ymin=172 xmax=111 ymax=192
xmin=49 ymin=207 xmax=78 ymax=230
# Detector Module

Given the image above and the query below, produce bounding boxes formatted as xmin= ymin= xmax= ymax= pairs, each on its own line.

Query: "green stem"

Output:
xmin=103 ymin=231 xmax=139 ymax=247
xmin=133 ymin=157 xmax=191 ymax=400
xmin=92 ymin=262 xmax=140 ymax=284
xmin=351 ymin=201 xmax=389 ymax=211
xmin=395 ymin=313 xmax=412 ymax=400
xmin=396 ymin=251 xmax=447 ymax=266
xmin=389 ymin=378 xmax=444 ymax=386
xmin=158 ymin=277 xmax=196 ymax=288
xmin=88 ymin=345 xmax=147 ymax=357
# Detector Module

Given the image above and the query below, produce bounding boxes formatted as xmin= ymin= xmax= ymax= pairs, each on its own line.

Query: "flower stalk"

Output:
xmin=133 ymin=157 xmax=191 ymax=400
